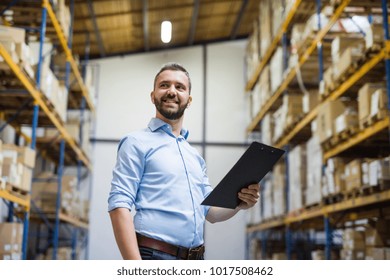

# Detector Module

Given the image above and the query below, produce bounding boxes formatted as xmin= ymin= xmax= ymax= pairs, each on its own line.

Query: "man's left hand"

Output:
xmin=237 ymin=183 xmax=260 ymax=210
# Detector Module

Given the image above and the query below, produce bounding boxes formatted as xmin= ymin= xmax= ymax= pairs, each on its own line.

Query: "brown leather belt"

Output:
xmin=136 ymin=233 xmax=205 ymax=260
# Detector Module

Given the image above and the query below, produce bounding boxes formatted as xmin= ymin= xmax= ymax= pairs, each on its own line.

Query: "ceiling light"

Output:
xmin=161 ymin=21 xmax=172 ymax=43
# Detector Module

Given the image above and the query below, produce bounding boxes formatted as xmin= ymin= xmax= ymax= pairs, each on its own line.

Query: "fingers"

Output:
xmin=237 ymin=184 xmax=260 ymax=210
xmin=239 ymin=184 xmax=260 ymax=197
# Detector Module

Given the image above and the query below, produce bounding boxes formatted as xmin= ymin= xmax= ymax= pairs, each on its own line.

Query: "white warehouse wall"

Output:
xmin=89 ymin=40 xmax=250 ymax=260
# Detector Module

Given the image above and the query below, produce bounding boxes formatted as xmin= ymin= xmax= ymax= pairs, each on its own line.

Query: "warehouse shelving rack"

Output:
xmin=0 ymin=0 xmax=94 ymax=259
xmin=246 ymin=0 xmax=390 ymax=259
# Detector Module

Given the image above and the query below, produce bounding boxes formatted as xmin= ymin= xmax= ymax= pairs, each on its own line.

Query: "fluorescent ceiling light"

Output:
xmin=161 ymin=21 xmax=172 ymax=43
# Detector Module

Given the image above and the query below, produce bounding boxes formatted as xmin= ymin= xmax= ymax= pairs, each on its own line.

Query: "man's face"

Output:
xmin=151 ymin=70 xmax=192 ymax=121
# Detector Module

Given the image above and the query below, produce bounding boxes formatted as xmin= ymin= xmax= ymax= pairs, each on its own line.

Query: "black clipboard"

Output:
xmin=201 ymin=141 xmax=285 ymax=209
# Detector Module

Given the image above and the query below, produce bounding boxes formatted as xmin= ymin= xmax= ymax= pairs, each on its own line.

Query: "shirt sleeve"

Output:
xmin=201 ymin=158 xmax=213 ymax=216
xmin=108 ymin=135 xmax=145 ymax=212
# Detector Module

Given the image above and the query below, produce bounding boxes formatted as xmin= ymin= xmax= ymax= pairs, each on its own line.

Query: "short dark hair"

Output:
xmin=153 ymin=63 xmax=191 ymax=94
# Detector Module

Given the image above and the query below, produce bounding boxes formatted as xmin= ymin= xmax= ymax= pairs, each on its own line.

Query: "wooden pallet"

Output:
xmin=321 ymin=125 xmax=359 ymax=151
xmin=361 ymin=180 xmax=390 ymax=195
xmin=344 ymin=180 xmax=390 ymax=200
xmin=322 ymin=192 xmax=344 ymax=205
xmin=360 ymin=110 xmax=389 ymax=129
xmin=5 ymin=183 xmax=29 ymax=199
xmin=304 ymin=201 xmax=323 ymax=212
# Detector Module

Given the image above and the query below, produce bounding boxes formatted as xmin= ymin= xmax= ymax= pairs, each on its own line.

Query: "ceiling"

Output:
xmin=1 ymin=0 xmax=259 ymax=59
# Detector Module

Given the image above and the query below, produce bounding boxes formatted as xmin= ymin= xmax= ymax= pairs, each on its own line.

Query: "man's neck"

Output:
xmin=156 ymin=116 xmax=183 ymax=137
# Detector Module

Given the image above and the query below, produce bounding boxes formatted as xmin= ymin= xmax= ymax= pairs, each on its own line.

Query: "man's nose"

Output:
xmin=167 ymin=85 xmax=177 ymax=95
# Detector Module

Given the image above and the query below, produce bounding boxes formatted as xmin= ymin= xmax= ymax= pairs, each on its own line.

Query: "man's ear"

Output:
xmin=187 ymin=95 xmax=192 ymax=107
xmin=150 ymin=91 xmax=155 ymax=104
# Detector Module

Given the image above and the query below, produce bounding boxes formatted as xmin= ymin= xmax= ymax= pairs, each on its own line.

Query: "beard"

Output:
xmin=154 ymin=96 xmax=189 ymax=120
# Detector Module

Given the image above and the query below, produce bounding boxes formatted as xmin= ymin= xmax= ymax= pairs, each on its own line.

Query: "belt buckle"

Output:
xmin=187 ymin=246 xmax=204 ymax=260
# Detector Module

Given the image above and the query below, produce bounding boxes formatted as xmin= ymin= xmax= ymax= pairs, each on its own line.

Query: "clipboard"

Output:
xmin=201 ymin=141 xmax=285 ymax=209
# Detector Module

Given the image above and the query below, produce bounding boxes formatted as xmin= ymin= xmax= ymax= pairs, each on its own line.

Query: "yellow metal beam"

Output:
xmin=247 ymin=217 xmax=285 ymax=233
xmin=0 ymin=189 xmax=30 ymax=211
xmin=245 ymin=0 xmax=303 ymax=92
xmin=0 ymin=43 xmax=91 ymax=170
xmin=42 ymin=0 xmax=95 ymax=113
xmin=59 ymin=213 xmax=89 ymax=229
xmin=325 ymin=189 xmax=390 ymax=213
xmin=246 ymin=0 xmax=351 ymax=133
xmin=276 ymin=108 xmax=317 ymax=148
xmin=323 ymin=116 xmax=389 ymax=160
xmin=29 ymin=213 xmax=89 ymax=229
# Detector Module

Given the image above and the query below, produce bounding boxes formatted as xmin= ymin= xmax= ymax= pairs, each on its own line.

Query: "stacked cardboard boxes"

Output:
xmin=1 ymin=144 xmax=35 ymax=192
xmin=272 ymin=162 xmax=286 ymax=216
xmin=316 ymin=99 xmax=346 ymax=143
xmin=270 ymin=47 xmax=284 ymax=94
xmin=0 ymin=223 xmax=23 ymax=260
xmin=0 ymin=25 xmax=34 ymax=79
xmin=31 ymin=173 xmax=83 ymax=219
xmin=365 ymin=219 xmax=390 ymax=260
xmin=262 ymin=179 xmax=273 ymax=220
xmin=288 ymin=144 xmax=307 ymax=212
xmin=272 ymin=94 xmax=303 ymax=143
xmin=261 ymin=113 xmax=273 ymax=146
xmin=305 ymin=136 xmax=323 ymax=205
xmin=358 ymin=83 xmax=386 ymax=128
xmin=258 ymin=0 xmax=272 ymax=59
xmin=322 ymin=157 xmax=346 ymax=197
xmin=341 ymin=229 xmax=366 ymax=260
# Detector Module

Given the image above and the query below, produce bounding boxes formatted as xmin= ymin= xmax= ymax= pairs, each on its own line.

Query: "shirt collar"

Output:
xmin=148 ymin=118 xmax=189 ymax=139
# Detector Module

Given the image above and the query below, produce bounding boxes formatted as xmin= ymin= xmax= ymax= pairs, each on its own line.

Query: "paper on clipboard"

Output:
xmin=201 ymin=141 xmax=285 ymax=209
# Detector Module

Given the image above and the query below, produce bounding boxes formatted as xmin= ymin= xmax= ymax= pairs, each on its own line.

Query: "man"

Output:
xmin=108 ymin=63 xmax=259 ymax=260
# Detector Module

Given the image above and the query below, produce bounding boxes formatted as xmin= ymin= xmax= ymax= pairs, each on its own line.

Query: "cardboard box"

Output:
xmin=325 ymin=157 xmax=346 ymax=194
xmin=263 ymin=179 xmax=273 ymax=220
xmin=365 ymin=247 xmax=385 ymax=260
xmin=345 ymin=159 xmax=363 ymax=191
xmin=0 ymin=223 xmax=23 ymax=254
xmin=306 ymin=136 xmax=322 ymax=205
xmin=0 ymin=25 xmax=25 ymax=43
xmin=334 ymin=112 xmax=358 ymax=134
xmin=270 ymin=47 xmax=283 ymax=94
xmin=333 ymin=46 xmax=365 ymax=81
xmin=272 ymin=163 xmax=286 ymax=216
xmin=358 ymin=83 xmax=385 ymax=128
xmin=365 ymin=228 xmax=390 ymax=247
xmin=20 ymin=166 xmax=33 ymax=192
xmin=385 ymin=248 xmax=390 ymax=260
xmin=261 ymin=113 xmax=273 ymax=145
xmin=370 ymin=88 xmax=388 ymax=118
xmin=2 ymin=144 xmax=36 ymax=168
xmin=365 ymin=24 xmax=384 ymax=50
xmin=331 ymin=35 xmax=364 ymax=63
xmin=369 ymin=158 xmax=390 ymax=186
xmin=343 ymin=229 xmax=365 ymax=250
xmin=316 ymin=99 xmax=346 ymax=143
xmin=341 ymin=249 xmax=365 ymax=260
xmin=288 ymin=144 xmax=307 ymax=211
xmin=259 ymin=0 xmax=272 ymax=58
xmin=303 ymin=90 xmax=320 ymax=113
xmin=31 ymin=173 xmax=81 ymax=216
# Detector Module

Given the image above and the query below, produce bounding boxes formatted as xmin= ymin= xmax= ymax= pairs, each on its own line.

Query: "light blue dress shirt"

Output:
xmin=108 ymin=118 xmax=213 ymax=248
